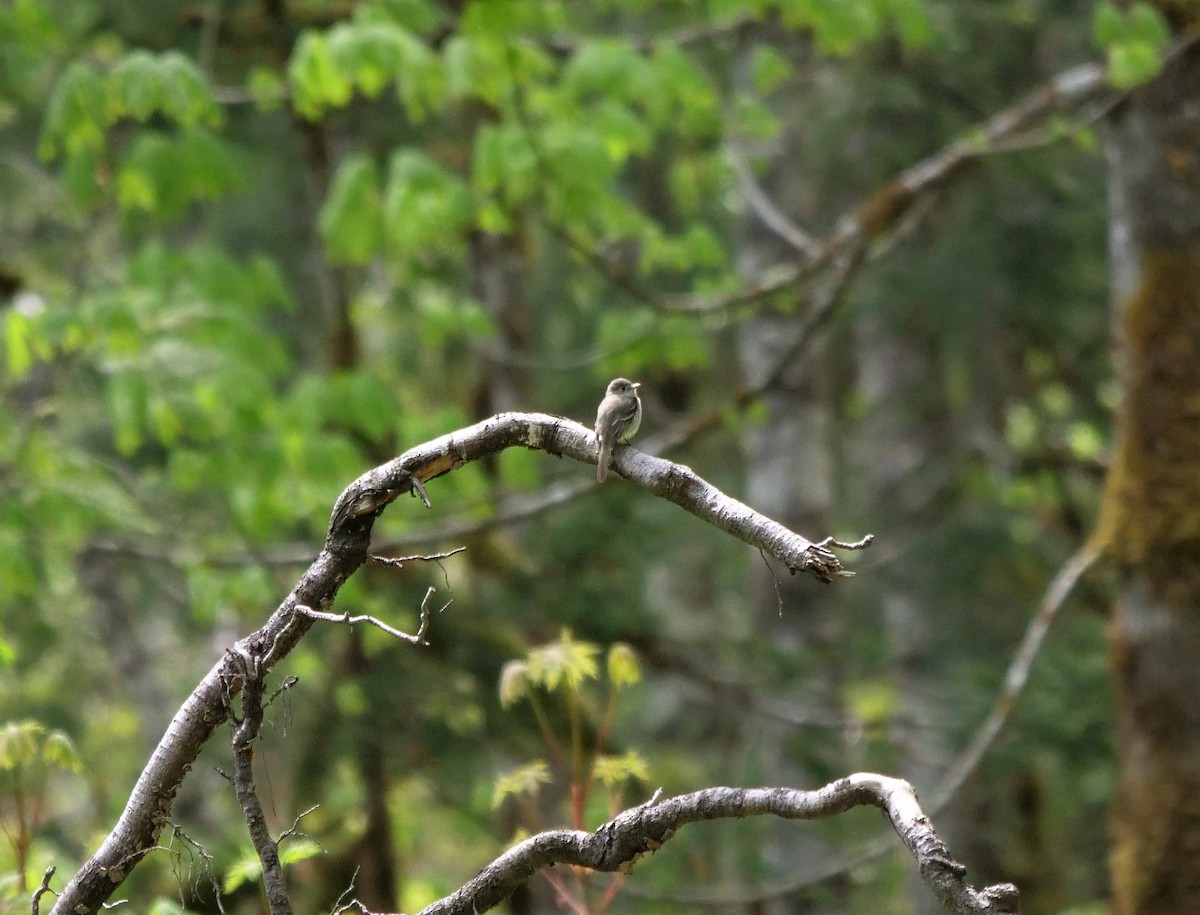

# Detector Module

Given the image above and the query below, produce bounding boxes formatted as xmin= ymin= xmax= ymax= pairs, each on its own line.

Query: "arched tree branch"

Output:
xmin=339 ymin=777 xmax=1017 ymax=915
xmin=51 ymin=413 xmax=863 ymax=915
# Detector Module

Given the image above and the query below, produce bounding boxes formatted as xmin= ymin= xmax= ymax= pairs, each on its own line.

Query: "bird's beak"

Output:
xmin=631 ymin=382 xmax=641 ymax=389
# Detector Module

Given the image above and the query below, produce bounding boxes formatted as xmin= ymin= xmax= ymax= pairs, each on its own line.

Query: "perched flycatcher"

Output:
xmin=594 ymin=377 xmax=642 ymax=482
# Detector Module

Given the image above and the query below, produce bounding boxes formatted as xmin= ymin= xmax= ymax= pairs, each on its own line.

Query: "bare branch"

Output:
xmin=296 ymin=586 xmax=445 ymax=646
xmin=325 ymin=413 xmax=857 ymax=579
xmin=406 ymin=777 xmax=1015 ymax=915
xmin=229 ymin=649 xmax=293 ymax=915
xmin=53 ymin=412 xmax=860 ymax=915
xmin=631 ymin=541 xmax=1101 ymax=905
xmin=727 ymin=143 xmax=821 ymax=257
xmin=928 ymin=542 xmax=1101 ymax=809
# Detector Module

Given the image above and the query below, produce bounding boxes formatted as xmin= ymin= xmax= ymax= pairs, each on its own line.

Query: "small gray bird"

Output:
xmin=594 ymin=377 xmax=642 ymax=482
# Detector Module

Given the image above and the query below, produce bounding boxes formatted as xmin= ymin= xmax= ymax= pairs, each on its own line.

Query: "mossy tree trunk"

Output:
xmin=1101 ymin=32 xmax=1200 ymax=914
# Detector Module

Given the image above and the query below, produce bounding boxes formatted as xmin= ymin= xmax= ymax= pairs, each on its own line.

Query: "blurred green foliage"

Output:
xmin=0 ymin=0 xmax=1151 ymax=912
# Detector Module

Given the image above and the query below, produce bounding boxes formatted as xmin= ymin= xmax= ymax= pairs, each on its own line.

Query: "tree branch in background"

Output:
xmin=51 ymin=413 xmax=863 ymax=915
xmin=332 ymin=778 xmax=1017 ymax=915
xmin=627 ymin=540 xmax=1102 ymax=905
xmin=548 ymin=55 xmax=1114 ymax=317
xmin=82 ymin=47 xmax=1135 ymax=575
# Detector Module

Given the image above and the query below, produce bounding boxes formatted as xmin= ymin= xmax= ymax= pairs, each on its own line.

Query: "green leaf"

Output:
xmin=499 ymin=660 xmax=530 ymax=707
xmin=526 ymin=629 xmax=600 ymax=692
xmin=383 ymin=149 xmax=472 ymax=258
xmin=1128 ymin=2 xmax=1170 ymax=48
xmin=0 ymin=720 xmax=44 ymax=769
xmin=562 ymin=41 xmax=655 ymax=104
xmin=845 ymin=680 xmax=900 ymax=725
xmin=650 ymin=45 xmax=720 ymax=137
xmin=108 ymin=50 xmax=219 ymax=127
xmin=41 ymin=731 xmax=83 ymax=772
xmin=223 ymin=850 xmax=263 ymax=895
xmin=492 ymin=760 xmax=552 ymax=808
xmin=4 ymin=311 xmax=34 ymax=377
xmin=318 ymin=154 xmax=383 ymax=264
xmin=108 ymin=50 xmax=167 ymax=121
xmin=289 ymin=30 xmax=354 ymax=120
xmin=247 ymin=66 xmax=287 ymax=110
xmin=593 ymin=751 xmax=650 ymax=787
xmin=279 ymin=837 xmax=324 ymax=866
xmin=330 ymin=370 xmax=397 ymax=440
xmin=750 ymin=45 xmax=793 ymax=96
xmin=606 ymin=643 xmax=642 ymax=689
xmin=472 ymin=122 xmax=538 ymax=203
xmin=1092 ymin=1 xmax=1124 ymax=48
xmin=116 ymin=127 xmax=242 ymax=219
xmin=1108 ymin=42 xmax=1163 ymax=89
xmin=881 ymin=0 xmax=933 ymax=47
xmin=1067 ymin=422 xmax=1104 ymax=460
xmin=39 ymin=61 xmax=108 ymax=157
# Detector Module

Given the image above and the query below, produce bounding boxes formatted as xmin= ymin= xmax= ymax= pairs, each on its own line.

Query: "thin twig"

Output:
xmin=31 ymin=866 xmax=56 ymax=915
xmin=369 ymin=547 xmax=466 ymax=569
xmin=727 ymin=142 xmax=821 ymax=257
xmin=815 ymin=534 xmax=875 ymax=551
xmin=162 ymin=823 xmax=225 ymax=915
xmin=295 ymin=587 xmax=445 ymax=646
xmin=278 ymin=806 xmax=322 ymax=846
xmin=928 ymin=542 xmax=1101 ymax=809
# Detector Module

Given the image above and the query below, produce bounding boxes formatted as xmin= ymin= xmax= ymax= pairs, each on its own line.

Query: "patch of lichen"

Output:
xmin=1093 ymin=249 xmax=1200 ymax=570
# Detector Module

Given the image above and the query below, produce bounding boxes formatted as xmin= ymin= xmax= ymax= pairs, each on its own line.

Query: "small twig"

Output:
xmin=162 ymin=823 xmax=225 ymax=915
xmin=369 ymin=546 xmax=466 ymax=570
xmin=539 ymin=870 xmax=589 ymax=915
xmin=278 ymin=806 xmax=322 ymax=846
xmin=815 ymin=534 xmax=875 ymax=551
xmin=727 ymin=142 xmax=821 ymax=258
xmin=31 ymin=866 xmax=56 ymax=915
xmin=410 ymin=475 xmax=431 ymax=509
xmin=328 ymin=868 xmax=360 ymax=915
xmin=757 ymin=549 xmax=785 ymax=616
xmin=295 ymin=587 xmax=445 ymax=646
xmin=266 ymin=676 xmax=299 ymax=708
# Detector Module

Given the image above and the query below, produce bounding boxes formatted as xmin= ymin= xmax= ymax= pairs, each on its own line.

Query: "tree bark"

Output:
xmin=1100 ymin=33 xmax=1200 ymax=914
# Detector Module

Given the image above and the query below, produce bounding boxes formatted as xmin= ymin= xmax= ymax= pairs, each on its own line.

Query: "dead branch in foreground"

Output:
xmin=50 ymin=413 xmax=866 ymax=915
xmin=329 ymin=777 xmax=1017 ymax=915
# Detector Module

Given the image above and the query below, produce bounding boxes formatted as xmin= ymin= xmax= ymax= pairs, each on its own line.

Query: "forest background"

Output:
xmin=2 ymin=1 xmax=1196 ymax=914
